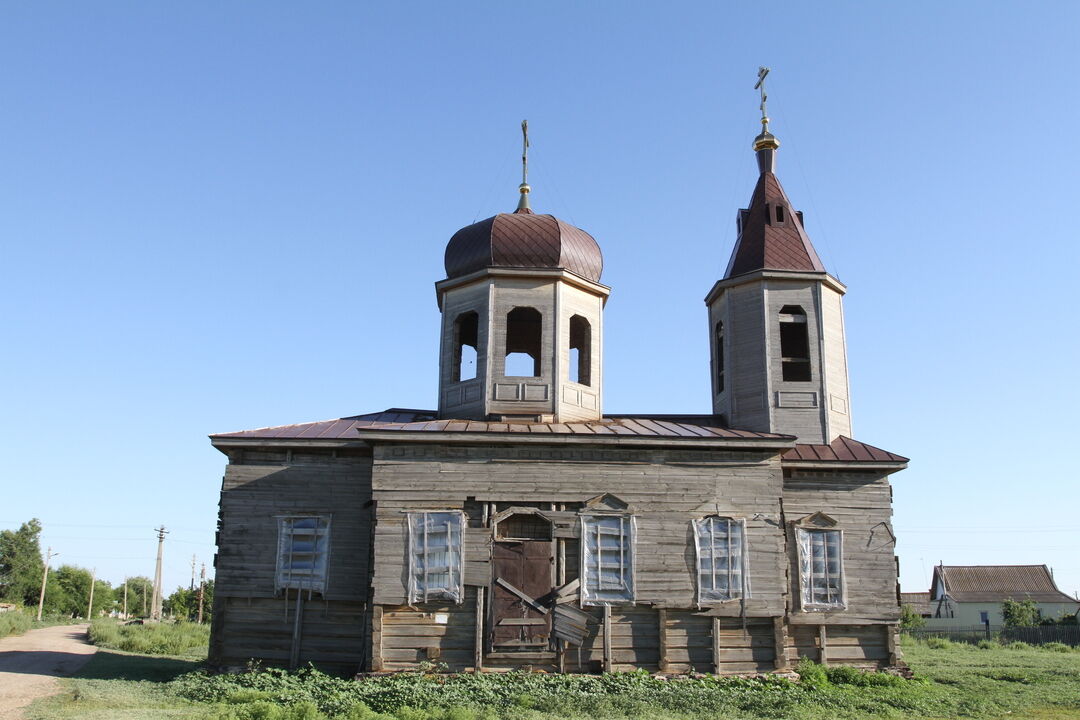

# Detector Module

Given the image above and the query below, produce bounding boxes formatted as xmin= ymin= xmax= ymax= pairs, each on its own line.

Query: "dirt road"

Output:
xmin=0 ymin=624 xmax=96 ymax=719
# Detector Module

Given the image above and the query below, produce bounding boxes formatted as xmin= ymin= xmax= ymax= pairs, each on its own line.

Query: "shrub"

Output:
xmin=795 ymin=657 xmax=829 ymax=689
xmin=926 ymin=637 xmax=952 ymax=649
xmin=0 ymin=609 xmax=31 ymax=638
xmin=88 ymin=618 xmax=209 ymax=656
xmin=1042 ymin=642 xmax=1071 ymax=653
xmin=977 ymin=639 xmax=997 ymax=649
xmin=1004 ymin=641 xmax=1031 ymax=650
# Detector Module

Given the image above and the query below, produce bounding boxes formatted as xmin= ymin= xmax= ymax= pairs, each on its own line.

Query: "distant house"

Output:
xmin=899 ymin=592 xmax=931 ymax=619
xmin=923 ymin=565 xmax=1079 ymax=627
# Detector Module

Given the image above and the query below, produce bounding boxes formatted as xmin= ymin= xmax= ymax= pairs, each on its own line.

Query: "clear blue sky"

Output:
xmin=2 ymin=2 xmax=1078 ymax=600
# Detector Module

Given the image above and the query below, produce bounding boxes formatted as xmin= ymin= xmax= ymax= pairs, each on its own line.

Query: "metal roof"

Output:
xmin=211 ymin=409 xmax=787 ymax=442
xmin=445 ymin=209 xmax=603 ymax=282
xmin=211 ymin=409 xmax=905 ymax=465
xmin=935 ymin=565 xmax=1078 ymax=604
xmin=781 ymin=435 xmax=909 ymax=464
xmin=725 ymin=170 xmax=826 ymax=279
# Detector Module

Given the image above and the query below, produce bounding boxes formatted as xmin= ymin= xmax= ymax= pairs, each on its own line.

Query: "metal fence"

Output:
xmin=908 ymin=624 xmax=1080 ymax=646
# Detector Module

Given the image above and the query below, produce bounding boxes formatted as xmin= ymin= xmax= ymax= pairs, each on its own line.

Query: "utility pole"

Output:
xmin=123 ymin=580 xmax=128 ymax=619
xmin=87 ymin=568 xmax=96 ymax=620
xmin=151 ymin=525 xmax=168 ymax=621
xmin=190 ymin=554 xmax=196 ymax=591
xmin=36 ymin=547 xmax=57 ymax=622
xmin=197 ymin=563 xmax=206 ymax=624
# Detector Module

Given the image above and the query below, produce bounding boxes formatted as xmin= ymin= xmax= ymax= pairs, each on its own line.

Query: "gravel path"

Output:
xmin=0 ymin=623 xmax=97 ymax=719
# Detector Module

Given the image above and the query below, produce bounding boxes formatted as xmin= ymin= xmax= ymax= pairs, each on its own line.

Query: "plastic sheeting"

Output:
xmin=408 ymin=511 xmax=465 ymax=604
xmin=275 ymin=515 xmax=331 ymax=593
xmin=797 ymin=528 xmax=845 ymax=609
xmin=580 ymin=514 xmax=635 ymax=606
xmin=693 ymin=516 xmax=750 ymax=604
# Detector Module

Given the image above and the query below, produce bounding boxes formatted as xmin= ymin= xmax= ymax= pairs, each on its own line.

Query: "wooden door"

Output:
xmin=491 ymin=540 xmax=553 ymax=648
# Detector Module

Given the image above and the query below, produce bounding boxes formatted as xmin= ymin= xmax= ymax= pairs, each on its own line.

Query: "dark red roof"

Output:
xmin=936 ymin=565 xmax=1078 ymax=604
xmin=211 ymin=409 xmax=786 ymax=442
xmin=724 ymin=171 xmax=825 ymax=278
xmin=782 ymin=435 xmax=909 ymax=464
xmin=445 ymin=209 xmax=603 ymax=282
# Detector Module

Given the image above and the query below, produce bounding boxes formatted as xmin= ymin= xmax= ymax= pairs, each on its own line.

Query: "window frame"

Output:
xmin=580 ymin=513 xmax=636 ymax=606
xmin=407 ymin=510 xmax=466 ymax=605
xmin=795 ymin=526 xmax=846 ymax=611
xmin=451 ymin=311 xmax=479 ymax=383
xmin=778 ymin=305 xmax=812 ymax=382
xmin=275 ymin=514 xmax=332 ymax=594
xmin=693 ymin=516 xmax=750 ymax=605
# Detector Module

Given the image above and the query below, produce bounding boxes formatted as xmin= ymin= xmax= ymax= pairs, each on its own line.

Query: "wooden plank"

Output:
xmin=603 ymin=605 xmax=612 ymax=673
xmin=712 ymin=617 xmax=721 ymax=673
xmin=773 ymin=616 xmax=789 ymax=670
xmin=658 ymin=608 xmax=669 ymax=672
xmin=474 ymin=586 xmax=484 ymax=672
xmin=885 ymin=623 xmax=898 ymax=665
xmin=818 ymin=624 xmax=828 ymax=666
xmin=494 ymin=577 xmax=549 ymax=615
xmin=371 ymin=605 xmax=384 ymax=672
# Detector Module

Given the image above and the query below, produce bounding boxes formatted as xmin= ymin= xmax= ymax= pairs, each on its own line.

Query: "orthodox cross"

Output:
xmin=754 ymin=66 xmax=771 ymax=131
xmin=521 ymin=119 xmax=530 ymax=187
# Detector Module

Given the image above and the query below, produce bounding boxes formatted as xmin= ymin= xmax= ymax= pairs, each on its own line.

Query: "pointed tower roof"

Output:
xmin=724 ymin=70 xmax=826 ymax=279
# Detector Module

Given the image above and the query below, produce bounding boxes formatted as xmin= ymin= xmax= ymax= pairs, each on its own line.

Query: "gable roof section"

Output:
xmin=899 ymin=592 xmax=932 ymax=616
xmin=725 ymin=172 xmax=826 ymax=279
xmin=211 ymin=410 xmax=906 ymax=465
xmin=211 ymin=409 xmax=788 ymax=443
xmin=935 ymin=565 xmax=1078 ymax=604
xmin=782 ymin=435 xmax=909 ymax=464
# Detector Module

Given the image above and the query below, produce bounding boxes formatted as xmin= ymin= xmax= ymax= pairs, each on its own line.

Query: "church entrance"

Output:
xmin=490 ymin=512 xmax=554 ymax=651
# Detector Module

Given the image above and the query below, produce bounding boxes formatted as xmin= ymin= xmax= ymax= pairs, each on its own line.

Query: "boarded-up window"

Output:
xmin=276 ymin=515 xmax=331 ymax=593
xmin=797 ymin=528 xmax=844 ymax=609
xmin=408 ymin=511 xmax=465 ymax=604
xmin=580 ymin=514 xmax=635 ymax=605
xmin=693 ymin=516 xmax=749 ymax=604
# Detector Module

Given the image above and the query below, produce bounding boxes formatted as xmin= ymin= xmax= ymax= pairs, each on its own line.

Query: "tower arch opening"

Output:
xmin=452 ymin=311 xmax=479 ymax=382
xmin=505 ymin=307 xmax=542 ymax=377
xmin=569 ymin=315 xmax=591 ymax=386
xmin=779 ymin=305 xmax=811 ymax=382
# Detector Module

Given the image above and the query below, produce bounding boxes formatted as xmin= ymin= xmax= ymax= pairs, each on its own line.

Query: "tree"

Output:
xmin=0 ymin=519 xmax=45 ymax=606
xmin=121 ymin=576 xmax=154 ymax=618
xmin=42 ymin=565 xmax=114 ymax=618
xmin=1001 ymin=598 xmax=1040 ymax=627
xmin=900 ymin=603 xmax=926 ymax=631
xmin=165 ymin=580 xmax=214 ymax=622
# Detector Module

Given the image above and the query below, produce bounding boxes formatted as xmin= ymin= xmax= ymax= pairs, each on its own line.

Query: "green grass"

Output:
xmin=88 ymin=618 xmax=210 ymax=657
xmin=0 ymin=607 xmax=85 ymax=638
xmin=25 ymin=637 xmax=1080 ymax=720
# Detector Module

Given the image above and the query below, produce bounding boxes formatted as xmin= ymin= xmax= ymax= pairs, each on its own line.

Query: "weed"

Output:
xmin=88 ymin=618 xmax=209 ymax=657
xmin=925 ymin=637 xmax=952 ymax=649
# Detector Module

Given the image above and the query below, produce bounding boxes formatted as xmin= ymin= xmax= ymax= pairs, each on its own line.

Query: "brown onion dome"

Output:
xmin=444 ymin=207 xmax=603 ymax=283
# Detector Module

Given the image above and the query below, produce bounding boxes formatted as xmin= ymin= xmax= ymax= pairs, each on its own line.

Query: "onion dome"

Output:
xmin=444 ymin=208 xmax=604 ymax=282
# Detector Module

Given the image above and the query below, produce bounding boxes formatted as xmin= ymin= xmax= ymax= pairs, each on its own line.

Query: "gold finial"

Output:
xmin=516 ymin=119 xmax=532 ymax=212
xmin=753 ymin=66 xmax=780 ymax=151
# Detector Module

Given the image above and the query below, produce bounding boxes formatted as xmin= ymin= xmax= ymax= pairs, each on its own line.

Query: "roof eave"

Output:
xmin=436 ymin=267 xmax=611 ymax=310
xmin=782 ymin=459 xmax=908 ymax=474
xmin=352 ymin=429 xmax=795 ymax=450
xmin=705 ymin=269 xmax=846 ymax=305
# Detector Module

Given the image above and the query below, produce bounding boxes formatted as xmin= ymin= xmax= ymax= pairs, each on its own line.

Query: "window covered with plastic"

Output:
xmin=693 ymin=516 xmax=750 ymax=604
xmin=580 ymin=514 xmax=635 ymax=605
xmin=276 ymin=515 xmax=331 ymax=593
xmin=408 ymin=511 xmax=465 ymax=604
xmin=797 ymin=528 xmax=844 ymax=609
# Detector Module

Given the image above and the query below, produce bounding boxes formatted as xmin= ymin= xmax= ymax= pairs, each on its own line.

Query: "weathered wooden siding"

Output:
xmin=210 ymin=448 xmax=373 ymax=672
xmin=370 ymin=443 xmax=786 ymax=613
xmin=783 ymin=469 xmax=900 ymax=625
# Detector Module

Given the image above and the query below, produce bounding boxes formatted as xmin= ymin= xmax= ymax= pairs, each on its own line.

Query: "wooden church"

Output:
xmin=207 ymin=80 xmax=908 ymax=676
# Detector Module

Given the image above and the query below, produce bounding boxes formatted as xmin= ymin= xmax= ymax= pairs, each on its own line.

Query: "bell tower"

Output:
xmin=436 ymin=122 xmax=609 ymax=422
xmin=705 ymin=69 xmax=852 ymax=443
